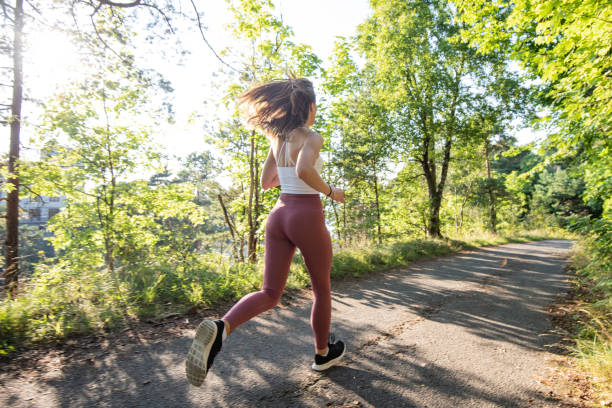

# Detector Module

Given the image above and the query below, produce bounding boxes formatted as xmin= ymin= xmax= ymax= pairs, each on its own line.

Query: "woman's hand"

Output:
xmin=329 ymin=186 xmax=345 ymax=203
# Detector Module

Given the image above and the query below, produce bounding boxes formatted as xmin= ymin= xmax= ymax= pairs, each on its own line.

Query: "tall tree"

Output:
xmin=357 ymin=0 xmax=520 ymax=237
xmin=1 ymin=0 xmax=23 ymax=297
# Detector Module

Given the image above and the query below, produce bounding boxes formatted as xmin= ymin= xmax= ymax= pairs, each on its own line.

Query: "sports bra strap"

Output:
xmin=278 ymin=135 xmax=297 ymax=167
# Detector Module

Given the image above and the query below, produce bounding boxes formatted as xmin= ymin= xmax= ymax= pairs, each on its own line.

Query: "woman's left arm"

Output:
xmin=261 ymin=146 xmax=280 ymax=190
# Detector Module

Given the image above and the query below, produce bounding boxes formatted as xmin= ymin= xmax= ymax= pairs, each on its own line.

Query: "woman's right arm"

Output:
xmin=296 ymin=131 xmax=345 ymax=203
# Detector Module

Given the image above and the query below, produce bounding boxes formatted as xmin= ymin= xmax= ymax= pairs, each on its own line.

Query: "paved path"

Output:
xmin=0 ymin=240 xmax=572 ymax=407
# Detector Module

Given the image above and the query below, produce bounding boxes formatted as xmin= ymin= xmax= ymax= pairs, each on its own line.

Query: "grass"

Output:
xmin=564 ymin=242 xmax=612 ymax=403
xmin=0 ymin=227 xmax=569 ymax=356
xmin=322 ymin=227 xmax=570 ymax=281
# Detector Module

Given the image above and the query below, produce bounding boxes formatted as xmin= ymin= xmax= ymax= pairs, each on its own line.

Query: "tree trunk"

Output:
xmin=420 ymin=133 xmax=443 ymax=239
xmin=373 ymin=172 xmax=382 ymax=244
xmin=459 ymin=181 xmax=471 ymax=232
xmin=418 ymin=66 xmax=461 ymax=240
xmin=218 ymin=194 xmax=240 ymax=261
xmin=427 ymin=191 xmax=443 ymax=238
xmin=330 ymin=200 xmax=342 ymax=245
xmin=252 ymin=135 xmax=261 ymax=260
xmin=453 ymin=186 xmax=459 ymax=232
xmin=4 ymin=0 xmax=24 ymax=298
xmin=342 ymin=200 xmax=347 ymax=244
xmin=103 ymin=93 xmax=117 ymax=276
xmin=484 ymin=139 xmax=497 ymax=232
xmin=95 ymin=192 xmax=115 ymax=281
xmin=247 ymin=130 xmax=258 ymax=263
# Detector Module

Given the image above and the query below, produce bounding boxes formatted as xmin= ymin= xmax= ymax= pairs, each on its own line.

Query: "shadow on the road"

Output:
xmin=316 ymin=341 xmax=554 ymax=408
xmin=335 ymin=240 xmax=571 ymax=352
xmin=43 ymin=333 xmax=193 ymax=408
xmin=10 ymin=240 xmax=571 ymax=407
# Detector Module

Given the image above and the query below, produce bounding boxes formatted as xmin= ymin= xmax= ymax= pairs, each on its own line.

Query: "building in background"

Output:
xmin=0 ymin=194 xmax=64 ymax=272
xmin=0 ymin=192 xmax=65 ymax=230
xmin=20 ymin=195 xmax=65 ymax=227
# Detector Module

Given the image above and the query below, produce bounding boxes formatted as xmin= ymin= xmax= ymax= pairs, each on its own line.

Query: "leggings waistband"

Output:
xmin=278 ymin=193 xmax=321 ymax=202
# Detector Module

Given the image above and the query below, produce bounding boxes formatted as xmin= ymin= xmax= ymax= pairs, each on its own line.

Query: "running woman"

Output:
xmin=185 ymin=77 xmax=346 ymax=386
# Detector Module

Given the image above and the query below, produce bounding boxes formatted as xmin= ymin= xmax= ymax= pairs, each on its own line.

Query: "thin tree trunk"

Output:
xmin=102 ymin=89 xmax=116 ymax=276
xmin=253 ymin=136 xmax=260 ymax=259
xmin=239 ymin=236 xmax=245 ymax=263
xmin=4 ymin=0 xmax=24 ymax=298
xmin=218 ymin=194 xmax=239 ymax=261
xmin=373 ymin=173 xmax=382 ymax=244
xmin=459 ymin=181 xmax=472 ymax=232
xmin=247 ymin=130 xmax=257 ymax=263
xmin=453 ymin=186 xmax=459 ymax=233
xmin=330 ymin=199 xmax=341 ymax=245
xmin=342 ymin=200 xmax=347 ymax=244
xmin=484 ymin=138 xmax=497 ymax=232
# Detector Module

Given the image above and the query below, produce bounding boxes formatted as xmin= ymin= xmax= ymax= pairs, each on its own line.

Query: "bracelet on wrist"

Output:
xmin=327 ymin=184 xmax=333 ymax=197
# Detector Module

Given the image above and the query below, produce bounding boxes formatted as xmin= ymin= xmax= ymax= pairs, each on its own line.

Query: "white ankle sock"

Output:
xmin=221 ymin=326 xmax=227 ymax=341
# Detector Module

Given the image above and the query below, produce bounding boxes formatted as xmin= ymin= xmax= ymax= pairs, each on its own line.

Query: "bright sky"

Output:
xmin=11 ymin=0 xmax=542 ymax=170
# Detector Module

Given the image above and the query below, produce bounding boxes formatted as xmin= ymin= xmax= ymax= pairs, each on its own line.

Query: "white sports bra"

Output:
xmin=276 ymin=131 xmax=323 ymax=195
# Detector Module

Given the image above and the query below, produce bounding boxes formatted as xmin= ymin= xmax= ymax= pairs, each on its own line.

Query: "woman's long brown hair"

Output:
xmin=239 ymin=78 xmax=316 ymax=139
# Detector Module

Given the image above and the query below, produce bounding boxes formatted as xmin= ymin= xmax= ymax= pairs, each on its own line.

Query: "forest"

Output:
xmin=1 ymin=0 xmax=610 ymax=399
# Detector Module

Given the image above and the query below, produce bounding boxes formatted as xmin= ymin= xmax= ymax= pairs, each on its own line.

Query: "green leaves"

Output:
xmin=225 ymin=0 xmax=321 ymax=80
xmin=457 ymin=0 xmax=612 ymax=175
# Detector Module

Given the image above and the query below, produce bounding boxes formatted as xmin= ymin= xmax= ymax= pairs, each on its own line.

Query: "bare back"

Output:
xmin=273 ymin=127 xmax=321 ymax=168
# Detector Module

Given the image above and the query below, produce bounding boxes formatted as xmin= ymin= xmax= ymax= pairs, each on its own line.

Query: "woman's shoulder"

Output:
xmin=293 ymin=126 xmax=322 ymax=146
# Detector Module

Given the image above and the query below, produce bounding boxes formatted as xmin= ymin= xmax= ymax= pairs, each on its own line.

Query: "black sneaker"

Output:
xmin=312 ymin=334 xmax=346 ymax=371
xmin=185 ymin=319 xmax=224 ymax=386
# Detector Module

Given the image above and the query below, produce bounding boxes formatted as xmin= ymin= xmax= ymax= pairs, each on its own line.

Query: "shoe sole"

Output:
xmin=185 ymin=320 xmax=217 ymax=386
xmin=311 ymin=345 xmax=346 ymax=371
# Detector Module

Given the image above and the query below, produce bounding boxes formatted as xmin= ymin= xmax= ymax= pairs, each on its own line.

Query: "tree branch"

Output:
xmin=21 ymin=184 xmax=47 ymax=204
xmin=97 ymin=0 xmax=141 ymax=7
xmin=189 ymin=0 xmax=238 ymax=73
xmin=24 ymin=0 xmax=41 ymax=16
xmin=139 ymin=2 xmax=174 ymax=34
xmin=217 ymin=193 xmax=236 ymax=239
xmin=0 ymin=0 xmax=15 ymax=10
xmin=89 ymin=13 xmax=132 ymax=66
xmin=0 ymin=0 xmax=16 ymax=24
xmin=402 ymin=173 xmax=426 ymax=182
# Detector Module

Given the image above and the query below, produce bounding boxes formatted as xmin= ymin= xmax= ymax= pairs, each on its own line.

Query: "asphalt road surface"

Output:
xmin=0 ymin=240 xmax=573 ymax=407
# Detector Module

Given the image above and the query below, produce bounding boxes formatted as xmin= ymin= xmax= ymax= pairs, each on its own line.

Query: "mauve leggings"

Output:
xmin=222 ymin=193 xmax=333 ymax=350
